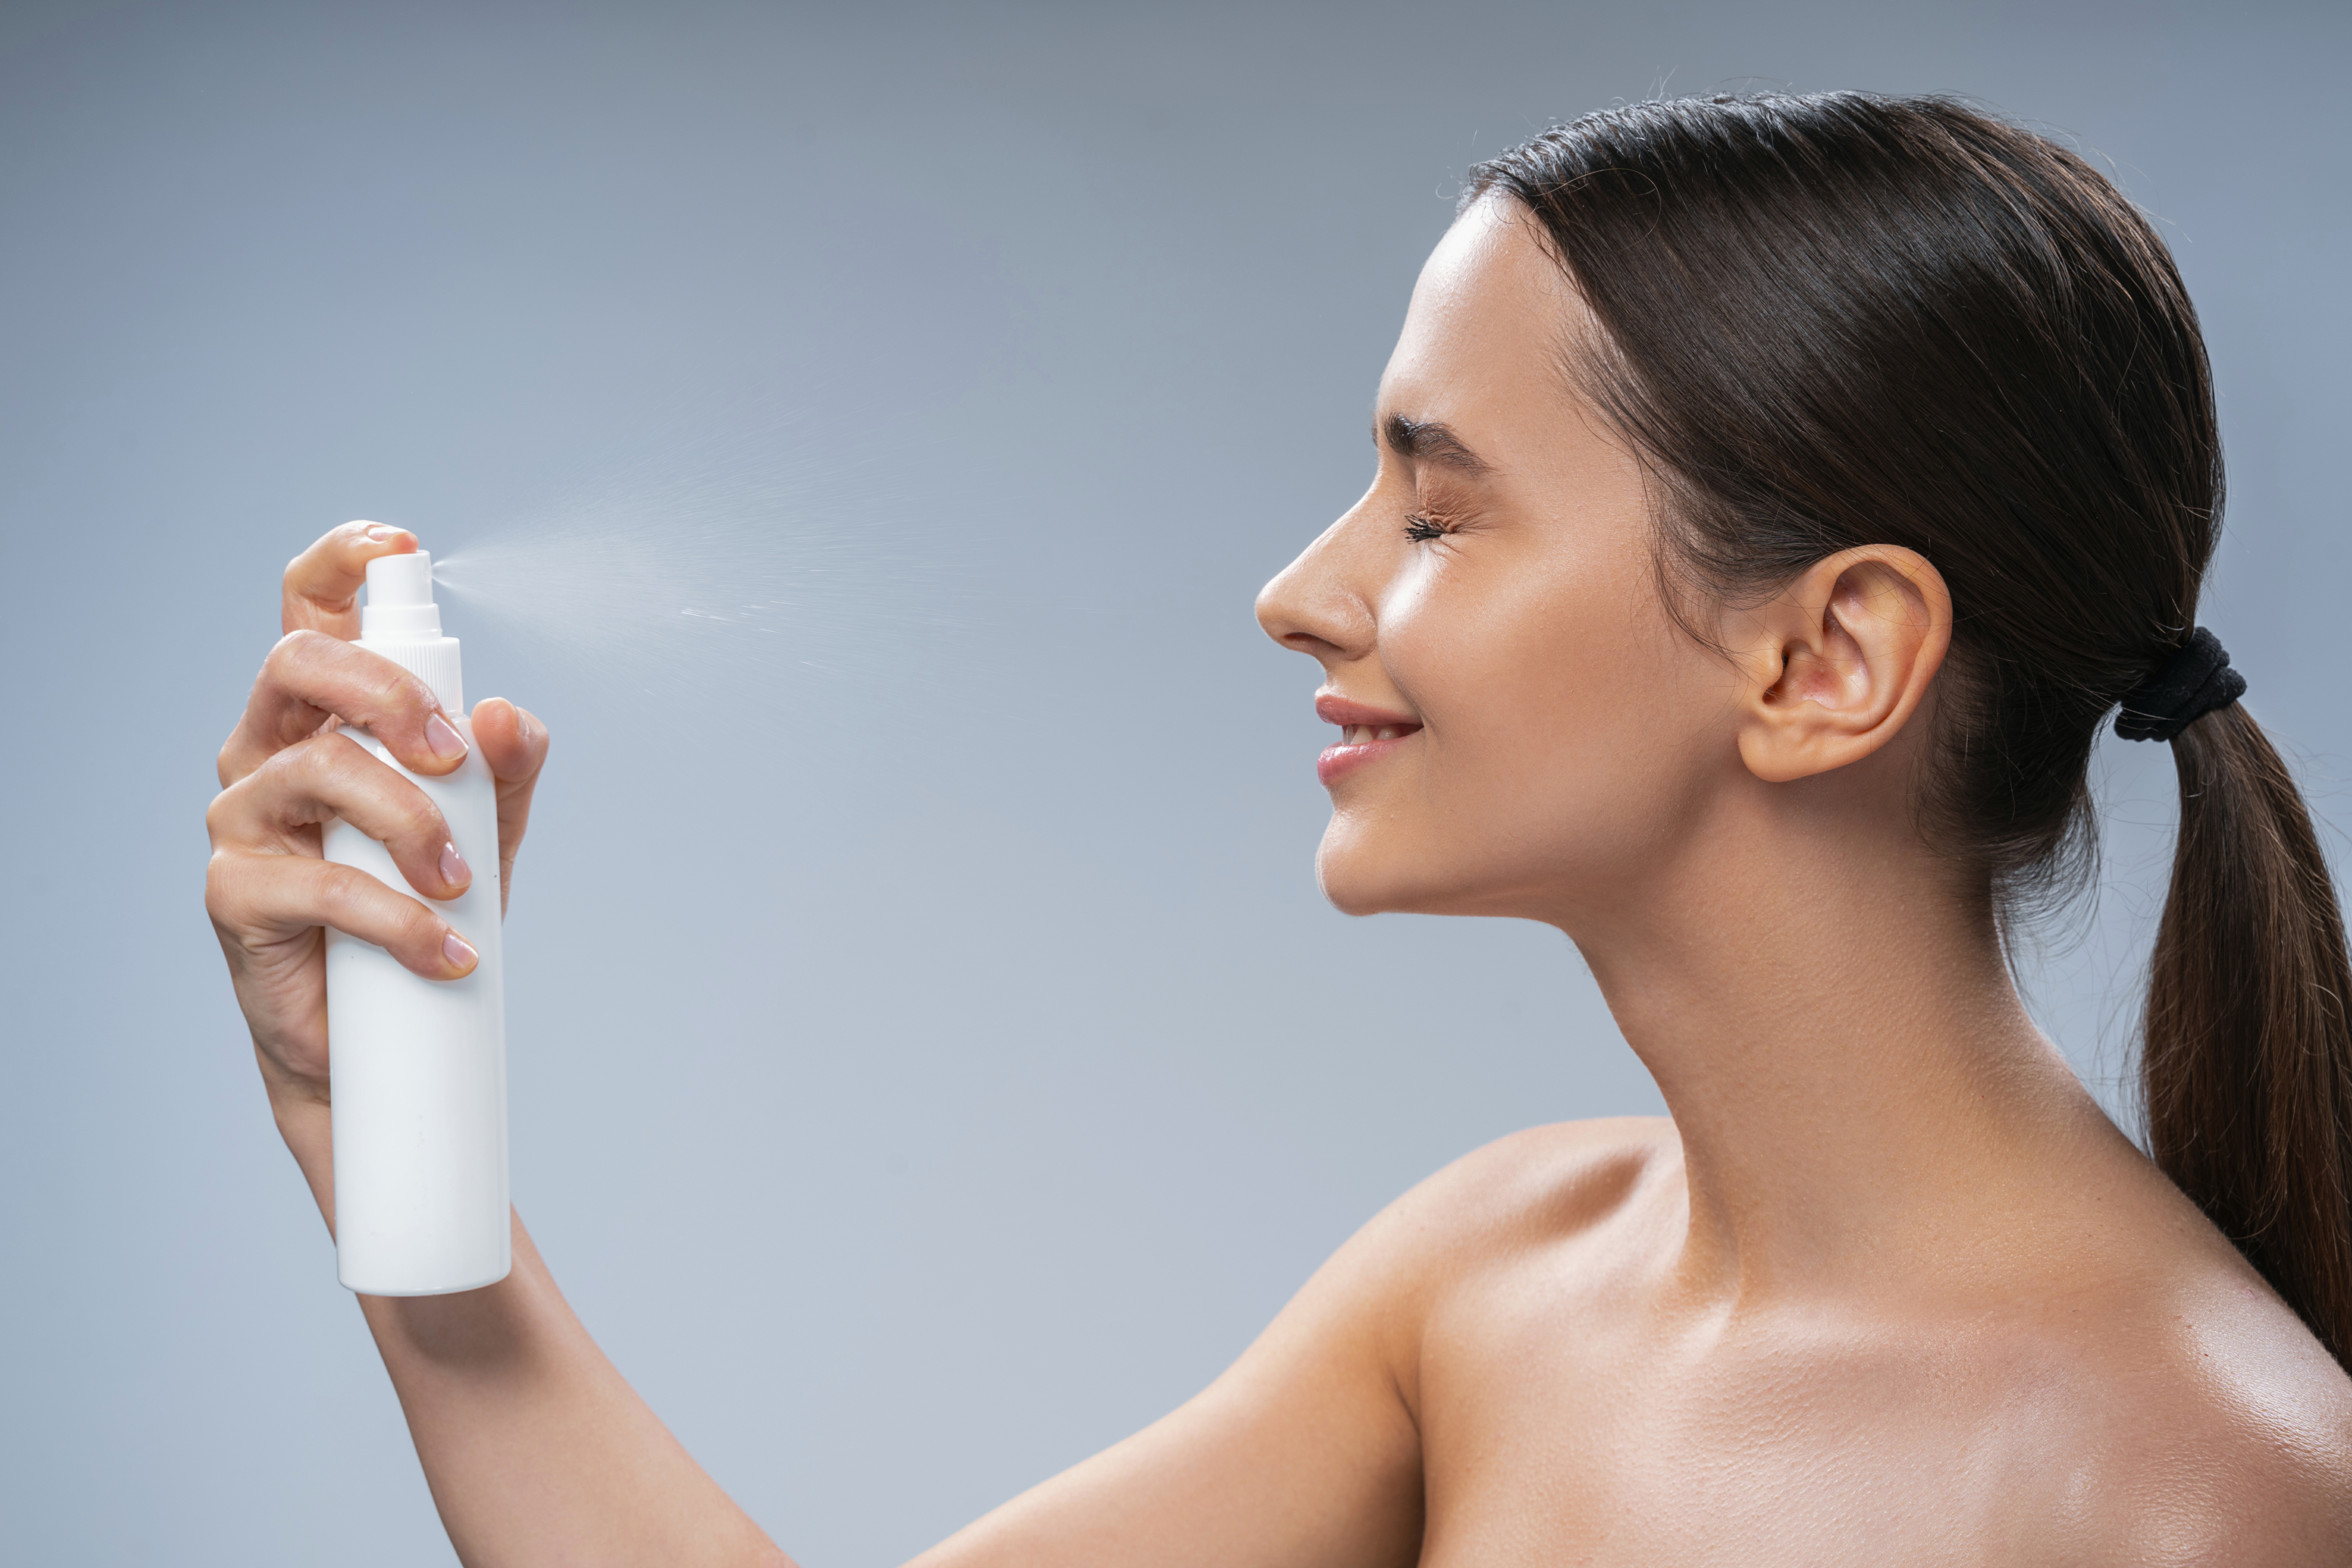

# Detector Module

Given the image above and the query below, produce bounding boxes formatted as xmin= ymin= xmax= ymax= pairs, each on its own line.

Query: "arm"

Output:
xmin=914 ymin=1210 xmax=1428 ymax=1568
xmin=275 ymin=1100 xmax=791 ymax=1564
xmin=207 ymin=524 xmax=1425 ymax=1567
xmin=211 ymin=524 xmax=789 ymax=1566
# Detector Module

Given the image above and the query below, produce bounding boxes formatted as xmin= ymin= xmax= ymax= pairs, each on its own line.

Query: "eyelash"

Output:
xmin=1404 ymin=511 xmax=1450 ymax=542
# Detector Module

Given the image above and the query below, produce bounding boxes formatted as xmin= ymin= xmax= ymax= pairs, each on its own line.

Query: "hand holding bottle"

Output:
xmin=204 ymin=521 xmax=548 ymax=1158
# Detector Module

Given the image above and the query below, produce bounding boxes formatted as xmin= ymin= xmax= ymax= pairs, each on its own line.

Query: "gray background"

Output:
xmin=2 ymin=1 xmax=2345 ymax=1561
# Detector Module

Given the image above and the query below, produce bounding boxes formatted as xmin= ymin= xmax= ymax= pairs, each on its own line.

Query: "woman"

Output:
xmin=205 ymin=93 xmax=2352 ymax=1563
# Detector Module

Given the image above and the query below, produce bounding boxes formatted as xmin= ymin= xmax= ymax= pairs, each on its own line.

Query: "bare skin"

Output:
xmin=207 ymin=198 xmax=2352 ymax=1565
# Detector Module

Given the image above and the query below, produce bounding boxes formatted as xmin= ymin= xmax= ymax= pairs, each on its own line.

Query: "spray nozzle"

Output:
xmin=362 ymin=550 xmax=444 ymax=641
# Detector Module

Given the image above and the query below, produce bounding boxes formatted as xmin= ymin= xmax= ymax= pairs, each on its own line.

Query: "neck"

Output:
xmin=1562 ymin=773 xmax=2120 ymax=1301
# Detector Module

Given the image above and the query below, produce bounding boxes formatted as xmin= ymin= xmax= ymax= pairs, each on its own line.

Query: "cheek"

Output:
xmin=1327 ymin=540 xmax=1732 ymax=911
xmin=1423 ymin=567 xmax=1681 ymax=808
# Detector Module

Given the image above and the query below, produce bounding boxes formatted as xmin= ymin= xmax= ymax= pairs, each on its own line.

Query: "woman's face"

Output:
xmin=1256 ymin=197 xmax=1747 ymax=925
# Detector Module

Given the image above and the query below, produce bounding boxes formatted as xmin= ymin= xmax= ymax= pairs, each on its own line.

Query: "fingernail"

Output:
xmin=443 ymin=932 xmax=478 ymax=969
xmin=440 ymin=841 xmax=469 ymax=886
xmin=424 ymin=713 xmax=468 ymax=759
xmin=365 ymin=524 xmax=410 ymax=543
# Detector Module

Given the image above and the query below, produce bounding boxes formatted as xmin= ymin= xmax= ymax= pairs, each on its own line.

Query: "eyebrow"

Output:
xmin=1379 ymin=413 xmax=1494 ymax=475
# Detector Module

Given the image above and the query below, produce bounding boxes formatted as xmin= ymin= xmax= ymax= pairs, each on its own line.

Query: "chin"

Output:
xmin=1315 ymin=814 xmax=1605 ymax=925
xmin=1315 ymin=862 xmax=1390 ymax=917
xmin=1314 ymin=823 xmax=1399 ymax=916
xmin=1314 ymin=827 xmax=1480 ymax=918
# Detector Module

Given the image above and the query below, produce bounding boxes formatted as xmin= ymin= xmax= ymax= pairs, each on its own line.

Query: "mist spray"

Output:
xmin=322 ymin=551 xmax=510 ymax=1296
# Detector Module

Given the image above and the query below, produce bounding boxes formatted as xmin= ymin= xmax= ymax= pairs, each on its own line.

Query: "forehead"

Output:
xmin=1380 ymin=196 xmax=1586 ymax=425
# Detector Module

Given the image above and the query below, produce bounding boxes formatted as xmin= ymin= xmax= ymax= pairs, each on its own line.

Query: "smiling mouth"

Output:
xmin=1315 ymin=701 xmax=1424 ymax=786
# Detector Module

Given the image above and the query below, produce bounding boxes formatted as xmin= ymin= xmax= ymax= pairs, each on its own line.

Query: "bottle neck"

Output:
xmin=356 ymin=633 xmax=465 ymax=715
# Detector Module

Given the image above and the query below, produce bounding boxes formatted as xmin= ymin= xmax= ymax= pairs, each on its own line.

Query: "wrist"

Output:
xmin=260 ymin=1062 xmax=338 ymax=1229
xmin=252 ymin=1035 xmax=330 ymax=1116
xmin=263 ymin=1070 xmax=330 ymax=1115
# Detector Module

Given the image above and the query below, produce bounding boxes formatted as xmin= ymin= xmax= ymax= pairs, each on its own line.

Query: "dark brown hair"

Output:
xmin=1468 ymin=93 xmax=2352 ymax=1367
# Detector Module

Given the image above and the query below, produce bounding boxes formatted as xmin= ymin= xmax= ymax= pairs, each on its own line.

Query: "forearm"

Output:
xmin=272 ymin=1089 xmax=790 ymax=1568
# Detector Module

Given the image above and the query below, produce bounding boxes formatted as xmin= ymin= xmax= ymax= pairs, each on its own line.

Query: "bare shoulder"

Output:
xmin=1381 ymin=1115 xmax=1678 ymax=1249
xmin=1982 ymin=1241 xmax=2352 ymax=1564
xmin=1326 ymin=1116 xmax=1679 ymax=1315
xmin=2080 ymin=1274 xmax=2352 ymax=1563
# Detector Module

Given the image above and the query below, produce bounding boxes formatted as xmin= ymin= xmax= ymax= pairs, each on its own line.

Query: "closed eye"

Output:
xmin=1404 ymin=512 xmax=1449 ymax=542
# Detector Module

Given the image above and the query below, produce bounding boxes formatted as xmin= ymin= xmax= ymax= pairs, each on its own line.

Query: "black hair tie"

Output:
xmin=2115 ymin=627 xmax=2247 ymax=742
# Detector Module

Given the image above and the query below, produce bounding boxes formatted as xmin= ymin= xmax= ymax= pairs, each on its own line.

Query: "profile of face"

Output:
xmin=1255 ymin=198 xmax=1744 ymax=927
xmin=1255 ymin=196 xmax=1950 ymax=933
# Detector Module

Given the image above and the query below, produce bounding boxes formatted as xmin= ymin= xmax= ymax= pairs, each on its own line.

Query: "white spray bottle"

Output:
xmin=322 ymin=550 xmax=511 ymax=1296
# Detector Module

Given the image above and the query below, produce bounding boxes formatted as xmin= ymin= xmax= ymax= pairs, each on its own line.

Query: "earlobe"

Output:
xmin=1733 ymin=546 xmax=1952 ymax=785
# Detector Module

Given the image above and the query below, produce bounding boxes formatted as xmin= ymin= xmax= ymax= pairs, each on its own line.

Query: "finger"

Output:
xmin=472 ymin=698 xmax=551 ymax=913
xmin=218 ymin=630 xmax=470 ymax=786
xmin=283 ymin=521 xmax=419 ymax=637
xmin=208 ymin=733 xmax=472 ymax=902
xmin=207 ymin=851 xmax=481 ymax=980
xmin=471 ymin=697 xmax=548 ymax=788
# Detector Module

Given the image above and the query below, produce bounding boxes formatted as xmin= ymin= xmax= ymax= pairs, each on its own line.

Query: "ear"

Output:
xmin=1728 ymin=546 xmax=1953 ymax=785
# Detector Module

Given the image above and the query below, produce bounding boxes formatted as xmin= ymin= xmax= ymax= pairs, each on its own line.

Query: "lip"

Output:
xmin=1314 ymin=693 xmax=1423 ymax=786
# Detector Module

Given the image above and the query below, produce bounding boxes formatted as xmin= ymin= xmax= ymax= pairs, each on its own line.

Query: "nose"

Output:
xmin=1256 ymin=508 xmax=1378 ymax=666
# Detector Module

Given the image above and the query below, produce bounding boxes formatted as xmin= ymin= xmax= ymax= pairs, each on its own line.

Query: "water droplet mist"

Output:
xmin=426 ymin=415 xmax=970 ymax=718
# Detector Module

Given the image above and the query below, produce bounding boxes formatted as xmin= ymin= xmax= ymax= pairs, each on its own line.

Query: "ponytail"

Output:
xmin=2145 ymin=702 xmax=2352 ymax=1368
